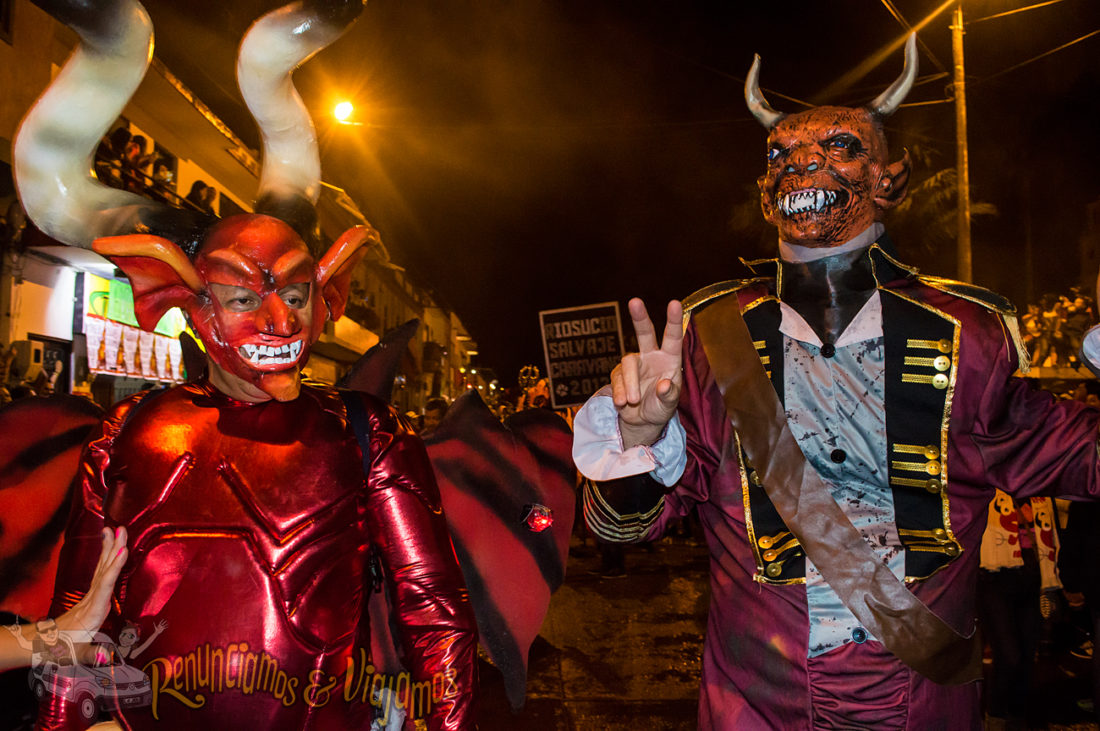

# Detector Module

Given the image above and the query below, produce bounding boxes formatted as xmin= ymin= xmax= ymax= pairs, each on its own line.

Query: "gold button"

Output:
xmin=750 ymin=471 xmax=762 ymax=487
xmin=944 ymin=542 xmax=961 ymax=557
xmin=924 ymin=479 xmax=943 ymax=494
xmin=933 ymin=355 xmax=950 ymax=372
xmin=937 ymin=339 xmax=951 ymax=353
xmin=765 ymin=562 xmax=783 ymax=578
xmin=923 ymin=445 xmax=940 ymax=459
xmin=932 ymin=528 xmax=948 ymax=541
xmin=763 ymin=549 xmax=777 ymax=561
xmin=757 ymin=535 xmax=774 ymax=549
xmin=932 ymin=373 xmax=949 ymax=389
xmin=925 ymin=460 xmax=942 ymax=476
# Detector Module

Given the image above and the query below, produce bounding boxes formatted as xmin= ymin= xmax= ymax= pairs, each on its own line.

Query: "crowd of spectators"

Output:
xmin=94 ymin=127 xmax=216 ymax=216
xmin=1022 ymin=288 xmax=1096 ymax=369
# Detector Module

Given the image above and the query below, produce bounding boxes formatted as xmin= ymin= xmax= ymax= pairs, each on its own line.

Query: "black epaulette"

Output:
xmin=915 ymin=275 xmax=1017 ymax=317
xmin=682 ymin=278 xmax=771 ymax=315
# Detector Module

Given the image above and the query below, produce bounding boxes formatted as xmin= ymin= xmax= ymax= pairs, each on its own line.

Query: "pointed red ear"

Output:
xmin=317 ymin=225 xmax=376 ymax=321
xmin=92 ymin=234 xmax=203 ymax=331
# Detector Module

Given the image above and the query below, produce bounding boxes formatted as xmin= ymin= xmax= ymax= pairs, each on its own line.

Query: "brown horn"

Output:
xmin=744 ymin=54 xmax=784 ymax=130
xmin=869 ymin=33 xmax=918 ymax=117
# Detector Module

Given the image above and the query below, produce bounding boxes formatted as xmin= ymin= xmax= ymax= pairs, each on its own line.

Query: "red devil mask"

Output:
xmin=746 ymin=34 xmax=916 ymax=248
xmin=93 ymin=214 xmax=374 ymax=402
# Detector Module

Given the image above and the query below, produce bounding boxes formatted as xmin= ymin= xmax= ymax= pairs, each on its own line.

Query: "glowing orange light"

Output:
xmin=334 ymin=101 xmax=354 ymax=122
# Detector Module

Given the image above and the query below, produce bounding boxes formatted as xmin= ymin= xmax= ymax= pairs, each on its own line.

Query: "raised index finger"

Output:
xmin=628 ymin=297 xmax=659 ymax=353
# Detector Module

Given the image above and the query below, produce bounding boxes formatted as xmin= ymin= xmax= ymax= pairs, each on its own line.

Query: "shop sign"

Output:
xmin=83 ymin=273 xmax=191 ymax=382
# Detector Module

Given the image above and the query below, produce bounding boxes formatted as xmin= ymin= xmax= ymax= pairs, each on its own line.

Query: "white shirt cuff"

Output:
xmin=571 ymin=386 xmax=687 ymax=487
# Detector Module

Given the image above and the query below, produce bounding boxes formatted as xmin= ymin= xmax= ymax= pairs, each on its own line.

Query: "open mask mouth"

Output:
xmin=778 ymin=188 xmax=849 ymax=217
xmin=239 ymin=340 xmax=304 ymax=367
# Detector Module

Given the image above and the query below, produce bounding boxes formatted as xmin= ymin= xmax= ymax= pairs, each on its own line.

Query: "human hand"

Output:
xmin=153 ymin=619 xmax=168 ymax=635
xmin=611 ymin=299 xmax=683 ymax=448
xmin=56 ymin=527 xmax=128 ymax=636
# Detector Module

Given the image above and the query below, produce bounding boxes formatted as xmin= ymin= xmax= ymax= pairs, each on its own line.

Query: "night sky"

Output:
xmin=139 ymin=0 xmax=1100 ymax=384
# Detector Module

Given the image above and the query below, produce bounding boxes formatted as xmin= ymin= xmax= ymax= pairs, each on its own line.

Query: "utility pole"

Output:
xmin=951 ymin=3 xmax=973 ymax=282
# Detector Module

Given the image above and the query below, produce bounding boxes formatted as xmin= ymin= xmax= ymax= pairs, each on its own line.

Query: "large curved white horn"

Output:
xmin=744 ymin=54 xmax=784 ymax=130
xmin=237 ymin=0 xmax=366 ymax=212
xmin=13 ymin=0 xmax=172 ymax=248
xmin=869 ymin=33 xmax=918 ymax=117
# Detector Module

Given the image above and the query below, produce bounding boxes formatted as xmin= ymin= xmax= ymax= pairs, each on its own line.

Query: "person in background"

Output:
xmin=93 ymin=128 xmax=130 ymax=189
xmin=200 ymin=184 xmax=218 ymax=215
xmin=120 ymin=135 xmax=153 ymax=194
xmin=1057 ymin=379 xmax=1100 ymax=720
xmin=149 ymin=158 xmax=174 ymax=199
xmin=185 ymin=180 xmax=209 ymax=211
xmin=421 ymin=397 xmax=449 ymax=437
xmin=978 ymin=490 xmax=1062 ymax=728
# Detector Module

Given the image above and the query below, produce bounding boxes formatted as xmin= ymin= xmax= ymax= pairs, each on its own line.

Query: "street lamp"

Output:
xmin=332 ymin=100 xmax=365 ymax=126
xmin=334 ymin=101 xmax=353 ymax=122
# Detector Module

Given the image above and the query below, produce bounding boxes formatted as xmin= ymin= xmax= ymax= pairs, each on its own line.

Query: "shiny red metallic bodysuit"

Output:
xmin=38 ymin=380 xmax=477 ymax=730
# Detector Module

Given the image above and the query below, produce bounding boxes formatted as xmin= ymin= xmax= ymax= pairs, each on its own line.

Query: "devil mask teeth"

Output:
xmin=239 ymin=339 xmax=303 ymax=366
xmin=778 ymin=188 xmax=847 ymax=217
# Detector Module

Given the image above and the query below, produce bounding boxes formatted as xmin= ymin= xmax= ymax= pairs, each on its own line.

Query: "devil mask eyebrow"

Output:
xmin=201 ymin=249 xmax=265 ymax=288
xmin=273 ymin=249 xmax=313 ymax=284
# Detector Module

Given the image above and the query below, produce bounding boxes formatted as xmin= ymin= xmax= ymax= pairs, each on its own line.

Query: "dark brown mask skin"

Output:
xmin=758 ymin=105 xmax=911 ymax=342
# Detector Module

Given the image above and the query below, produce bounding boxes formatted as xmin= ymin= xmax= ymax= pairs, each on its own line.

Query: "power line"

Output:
xmin=878 ymin=0 xmax=947 ymax=72
xmin=818 ymin=0 xmax=955 ymax=102
xmin=832 ymin=72 xmax=950 ymax=108
xmin=976 ymin=27 xmax=1100 ymax=85
xmin=967 ymin=0 xmax=1070 ymax=25
xmin=898 ymin=98 xmax=952 ymax=108
xmin=674 ymin=60 xmax=815 ymax=110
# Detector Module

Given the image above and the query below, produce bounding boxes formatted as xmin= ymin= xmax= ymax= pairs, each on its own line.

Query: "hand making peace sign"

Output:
xmin=611 ymin=298 xmax=684 ymax=448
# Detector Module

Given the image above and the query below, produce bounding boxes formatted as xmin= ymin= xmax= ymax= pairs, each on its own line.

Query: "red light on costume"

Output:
xmin=523 ymin=504 xmax=553 ymax=533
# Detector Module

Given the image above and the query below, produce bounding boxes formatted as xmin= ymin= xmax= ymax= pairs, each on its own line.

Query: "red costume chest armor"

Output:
xmin=41 ymin=381 xmax=477 ymax=730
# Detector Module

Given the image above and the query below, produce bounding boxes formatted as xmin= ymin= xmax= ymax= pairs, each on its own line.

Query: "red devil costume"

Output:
xmin=15 ymin=1 xmax=477 ymax=729
xmin=574 ymin=36 xmax=1100 ymax=728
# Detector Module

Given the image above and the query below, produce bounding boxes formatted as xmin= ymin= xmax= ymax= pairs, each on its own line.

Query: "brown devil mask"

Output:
xmin=747 ymin=34 xmax=916 ymax=248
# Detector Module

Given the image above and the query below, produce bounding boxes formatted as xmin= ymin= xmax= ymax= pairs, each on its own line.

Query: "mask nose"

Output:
xmin=785 ymin=145 xmax=823 ymax=174
xmin=256 ymin=294 xmax=300 ymax=336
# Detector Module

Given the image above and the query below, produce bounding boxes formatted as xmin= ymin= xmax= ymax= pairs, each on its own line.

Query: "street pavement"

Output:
xmin=478 ymin=533 xmax=1100 ymax=731
xmin=478 ymin=535 xmax=707 ymax=730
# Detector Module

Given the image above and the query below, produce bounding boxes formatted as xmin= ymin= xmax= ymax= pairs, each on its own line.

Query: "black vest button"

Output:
xmin=821 ymin=343 xmax=836 ymax=358
xmin=830 ymin=448 xmax=846 ymax=463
